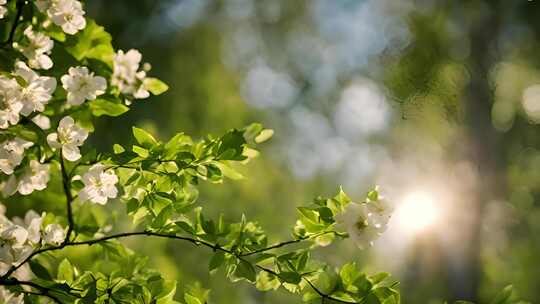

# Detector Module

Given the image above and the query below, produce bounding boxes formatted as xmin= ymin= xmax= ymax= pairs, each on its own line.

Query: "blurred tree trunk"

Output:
xmin=453 ymin=0 xmax=503 ymax=301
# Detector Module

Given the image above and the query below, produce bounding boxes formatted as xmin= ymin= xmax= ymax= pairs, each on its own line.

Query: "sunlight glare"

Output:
xmin=395 ymin=191 xmax=440 ymax=234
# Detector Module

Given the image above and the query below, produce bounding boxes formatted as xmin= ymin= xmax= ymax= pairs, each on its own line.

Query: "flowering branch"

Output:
xmin=0 ymin=230 xmax=355 ymax=303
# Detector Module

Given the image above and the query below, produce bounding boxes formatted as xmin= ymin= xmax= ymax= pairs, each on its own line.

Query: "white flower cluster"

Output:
xmin=0 ymin=0 xmax=7 ymax=19
xmin=112 ymin=49 xmax=151 ymax=103
xmin=0 ymin=138 xmax=33 ymax=175
xmin=36 ymin=0 xmax=86 ymax=35
xmin=47 ymin=116 xmax=88 ymax=161
xmin=0 ymin=62 xmax=56 ymax=129
xmin=4 ymin=160 xmax=50 ymax=196
xmin=0 ymin=138 xmax=51 ymax=197
xmin=78 ymin=164 xmax=119 ymax=205
xmin=61 ymin=66 xmax=107 ymax=106
xmin=0 ymin=206 xmax=65 ymax=276
xmin=340 ymin=195 xmax=393 ymax=249
xmin=13 ymin=26 xmax=54 ymax=70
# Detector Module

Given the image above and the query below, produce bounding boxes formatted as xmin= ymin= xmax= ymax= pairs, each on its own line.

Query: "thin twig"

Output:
xmin=304 ymin=278 xmax=357 ymax=304
xmin=60 ymin=153 xmax=75 ymax=245
xmin=1 ymin=230 xmax=352 ymax=302
xmin=240 ymin=231 xmax=335 ymax=257
xmin=1 ymin=279 xmax=64 ymax=303
xmin=1 ymin=0 xmax=25 ymax=47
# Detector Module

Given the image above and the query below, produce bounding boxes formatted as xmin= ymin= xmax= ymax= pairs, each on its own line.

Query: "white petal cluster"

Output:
xmin=0 ymin=63 xmax=56 ymax=128
xmin=14 ymin=61 xmax=57 ymax=116
xmin=47 ymin=116 xmax=88 ymax=161
xmin=0 ymin=206 xmax=65 ymax=275
xmin=78 ymin=164 xmax=118 ymax=205
xmin=339 ymin=197 xmax=393 ymax=249
xmin=36 ymin=0 xmax=86 ymax=35
xmin=61 ymin=66 xmax=107 ymax=105
xmin=0 ymin=78 xmax=23 ymax=130
xmin=2 ymin=160 xmax=50 ymax=197
xmin=43 ymin=223 xmax=65 ymax=245
xmin=13 ymin=26 xmax=54 ymax=70
xmin=0 ymin=286 xmax=23 ymax=304
xmin=0 ymin=0 xmax=7 ymax=19
xmin=112 ymin=49 xmax=150 ymax=102
xmin=0 ymin=138 xmax=33 ymax=175
xmin=15 ymin=160 xmax=50 ymax=195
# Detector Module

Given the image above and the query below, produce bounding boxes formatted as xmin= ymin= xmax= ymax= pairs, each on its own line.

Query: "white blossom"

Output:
xmin=43 ymin=223 xmax=65 ymax=245
xmin=14 ymin=61 xmax=57 ymax=116
xmin=0 ymin=225 xmax=28 ymax=249
xmin=47 ymin=116 xmax=88 ymax=161
xmin=0 ymin=77 xmax=23 ymax=129
xmin=338 ymin=198 xmax=392 ymax=249
xmin=31 ymin=114 xmax=51 ymax=130
xmin=0 ymin=223 xmax=32 ymax=265
xmin=13 ymin=26 xmax=54 ymax=70
xmin=13 ymin=210 xmax=43 ymax=244
xmin=112 ymin=49 xmax=150 ymax=101
xmin=0 ymin=138 xmax=33 ymax=175
xmin=61 ymin=66 xmax=107 ymax=105
xmin=79 ymin=164 xmax=118 ymax=205
xmin=16 ymin=160 xmax=50 ymax=195
xmin=0 ymin=205 xmax=60 ymax=278
xmin=0 ymin=286 xmax=24 ymax=304
xmin=46 ymin=0 xmax=86 ymax=35
xmin=0 ymin=0 xmax=7 ymax=19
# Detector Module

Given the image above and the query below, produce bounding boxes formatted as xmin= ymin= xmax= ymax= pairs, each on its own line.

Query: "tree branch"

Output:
xmin=1 ymin=0 xmax=25 ymax=47
xmin=304 ymin=278 xmax=357 ymax=304
xmin=1 ymin=230 xmax=355 ymax=303
xmin=239 ymin=231 xmax=335 ymax=257
xmin=60 ymin=153 xmax=75 ymax=245
xmin=1 ymin=278 xmax=64 ymax=303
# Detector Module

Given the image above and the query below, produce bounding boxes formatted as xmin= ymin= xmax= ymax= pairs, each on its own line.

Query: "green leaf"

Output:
xmin=212 ymin=161 xmax=244 ymax=180
xmin=217 ymin=130 xmax=246 ymax=160
xmin=369 ymin=272 xmax=390 ymax=286
xmin=209 ymin=251 xmax=225 ymax=272
xmin=256 ymin=272 xmax=280 ymax=291
xmin=89 ymin=98 xmax=129 ymax=117
xmin=235 ymin=260 xmax=256 ymax=283
xmin=334 ymin=187 xmax=351 ymax=207
xmin=279 ymin=271 xmax=301 ymax=284
xmin=133 ymin=127 xmax=158 ymax=148
xmin=184 ymin=294 xmax=203 ymax=304
xmin=132 ymin=145 xmax=149 ymax=158
xmin=155 ymin=280 xmax=177 ymax=304
xmin=29 ymin=260 xmax=52 ymax=280
xmin=65 ymin=19 xmax=115 ymax=66
xmin=491 ymin=285 xmax=514 ymax=304
xmin=57 ymin=258 xmax=74 ymax=284
xmin=144 ymin=77 xmax=169 ymax=95
xmin=113 ymin=143 xmax=125 ymax=154
xmin=340 ymin=263 xmax=361 ymax=287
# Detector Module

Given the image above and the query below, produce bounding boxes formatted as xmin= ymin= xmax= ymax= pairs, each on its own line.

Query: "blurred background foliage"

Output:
xmin=9 ymin=0 xmax=540 ymax=302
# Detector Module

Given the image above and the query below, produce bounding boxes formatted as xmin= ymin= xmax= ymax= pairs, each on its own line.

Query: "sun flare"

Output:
xmin=395 ymin=191 xmax=440 ymax=234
